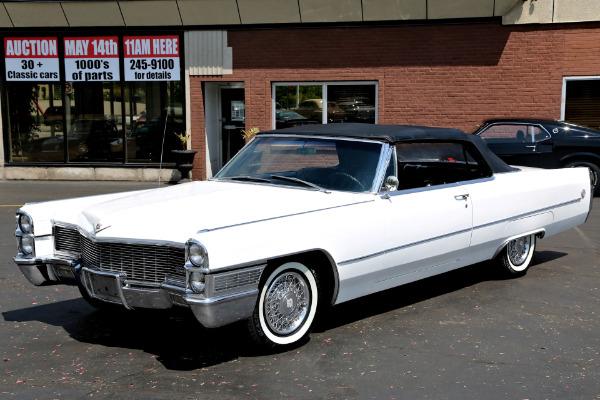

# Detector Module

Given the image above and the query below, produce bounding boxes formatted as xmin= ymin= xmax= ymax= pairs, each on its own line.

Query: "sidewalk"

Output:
xmin=0 ymin=180 xmax=166 ymax=207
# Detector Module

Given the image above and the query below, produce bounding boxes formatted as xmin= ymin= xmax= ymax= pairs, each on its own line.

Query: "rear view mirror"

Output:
xmin=382 ymin=175 xmax=399 ymax=198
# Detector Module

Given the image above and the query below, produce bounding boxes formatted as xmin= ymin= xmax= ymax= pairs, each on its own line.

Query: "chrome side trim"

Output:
xmin=196 ymin=200 xmax=375 ymax=234
xmin=338 ymin=196 xmax=582 ymax=266
xmin=339 ymin=227 xmax=472 ymax=266
xmin=472 ymin=197 xmax=582 ymax=231
xmin=491 ymin=229 xmax=545 ymax=259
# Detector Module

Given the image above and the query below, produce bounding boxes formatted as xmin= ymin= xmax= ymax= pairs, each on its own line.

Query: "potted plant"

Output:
xmin=241 ymin=127 xmax=260 ymax=142
xmin=171 ymin=130 xmax=197 ymax=181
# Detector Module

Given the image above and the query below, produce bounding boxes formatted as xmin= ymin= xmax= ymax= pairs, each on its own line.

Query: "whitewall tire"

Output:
xmin=248 ymin=262 xmax=319 ymax=347
xmin=498 ymin=234 xmax=536 ymax=276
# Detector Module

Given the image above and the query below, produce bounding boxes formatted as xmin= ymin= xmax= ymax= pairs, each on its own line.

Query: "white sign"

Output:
xmin=4 ymin=37 xmax=60 ymax=81
xmin=123 ymin=35 xmax=180 ymax=81
xmin=64 ymin=37 xmax=120 ymax=81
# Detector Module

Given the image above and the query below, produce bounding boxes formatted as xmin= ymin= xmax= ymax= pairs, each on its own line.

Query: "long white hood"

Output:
xmin=54 ymin=181 xmax=372 ymax=244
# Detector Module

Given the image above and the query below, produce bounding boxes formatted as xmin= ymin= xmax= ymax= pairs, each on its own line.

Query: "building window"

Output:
xmin=562 ymin=77 xmax=600 ymax=130
xmin=3 ymin=35 xmax=184 ymax=165
xmin=273 ymin=82 xmax=377 ymax=129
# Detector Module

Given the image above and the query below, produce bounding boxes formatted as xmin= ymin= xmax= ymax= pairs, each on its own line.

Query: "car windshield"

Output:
xmin=214 ymin=136 xmax=384 ymax=193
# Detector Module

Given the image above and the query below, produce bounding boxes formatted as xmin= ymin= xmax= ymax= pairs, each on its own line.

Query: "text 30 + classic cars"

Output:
xmin=14 ymin=124 xmax=593 ymax=348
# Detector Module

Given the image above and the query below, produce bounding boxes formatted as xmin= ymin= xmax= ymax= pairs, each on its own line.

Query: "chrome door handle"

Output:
xmin=454 ymin=194 xmax=469 ymax=201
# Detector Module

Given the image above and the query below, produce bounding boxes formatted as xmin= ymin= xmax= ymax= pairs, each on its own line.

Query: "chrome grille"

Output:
xmin=54 ymin=225 xmax=81 ymax=254
xmin=54 ymin=225 xmax=185 ymax=284
xmin=213 ymin=266 xmax=263 ymax=292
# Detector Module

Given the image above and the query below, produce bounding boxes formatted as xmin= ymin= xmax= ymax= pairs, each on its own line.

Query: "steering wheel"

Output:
xmin=327 ymin=172 xmax=365 ymax=192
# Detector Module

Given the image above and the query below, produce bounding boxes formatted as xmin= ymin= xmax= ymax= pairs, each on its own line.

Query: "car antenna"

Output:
xmin=158 ymin=111 xmax=168 ymax=187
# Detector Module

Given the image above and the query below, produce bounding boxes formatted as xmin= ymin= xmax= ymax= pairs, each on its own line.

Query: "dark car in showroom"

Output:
xmin=474 ymin=119 xmax=600 ymax=194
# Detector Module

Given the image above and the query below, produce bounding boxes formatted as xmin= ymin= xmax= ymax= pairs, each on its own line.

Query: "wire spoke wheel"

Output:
xmin=497 ymin=233 xmax=536 ymax=276
xmin=248 ymin=262 xmax=319 ymax=347
xmin=507 ymin=235 xmax=531 ymax=267
xmin=264 ymin=271 xmax=309 ymax=335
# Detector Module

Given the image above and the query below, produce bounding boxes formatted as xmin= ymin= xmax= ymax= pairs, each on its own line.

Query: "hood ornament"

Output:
xmin=94 ymin=223 xmax=111 ymax=234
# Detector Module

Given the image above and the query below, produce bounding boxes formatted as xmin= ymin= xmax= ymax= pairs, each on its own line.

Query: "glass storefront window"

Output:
xmin=3 ymin=35 xmax=184 ymax=165
xmin=5 ymin=82 xmax=64 ymax=162
xmin=273 ymin=82 xmax=377 ymax=128
xmin=123 ymin=81 xmax=184 ymax=163
xmin=328 ymin=84 xmax=376 ymax=124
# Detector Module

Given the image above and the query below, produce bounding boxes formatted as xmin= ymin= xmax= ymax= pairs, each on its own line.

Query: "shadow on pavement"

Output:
xmin=314 ymin=250 xmax=567 ymax=333
xmin=2 ymin=251 xmax=567 ymax=370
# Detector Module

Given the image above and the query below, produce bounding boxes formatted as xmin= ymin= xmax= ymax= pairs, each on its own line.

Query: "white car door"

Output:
xmin=375 ymin=184 xmax=473 ymax=292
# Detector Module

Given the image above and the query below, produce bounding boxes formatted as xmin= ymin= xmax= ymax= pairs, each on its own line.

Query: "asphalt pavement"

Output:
xmin=0 ymin=180 xmax=599 ymax=399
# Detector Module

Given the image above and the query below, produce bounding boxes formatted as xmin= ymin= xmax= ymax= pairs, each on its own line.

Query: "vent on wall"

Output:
xmin=185 ymin=31 xmax=233 ymax=76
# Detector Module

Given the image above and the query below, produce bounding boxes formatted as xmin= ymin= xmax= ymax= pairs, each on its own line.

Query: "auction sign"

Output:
xmin=5 ymin=37 xmax=60 ymax=81
xmin=64 ymin=37 xmax=120 ymax=81
xmin=123 ymin=35 xmax=180 ymax=81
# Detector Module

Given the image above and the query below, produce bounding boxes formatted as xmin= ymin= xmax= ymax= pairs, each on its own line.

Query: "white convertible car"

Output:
xmin=14 ymin=124 xmax=593 ymax=347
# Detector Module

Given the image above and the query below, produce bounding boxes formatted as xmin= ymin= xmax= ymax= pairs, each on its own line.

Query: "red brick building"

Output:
xmin=1 ymin=0 xmax=600 ymax=181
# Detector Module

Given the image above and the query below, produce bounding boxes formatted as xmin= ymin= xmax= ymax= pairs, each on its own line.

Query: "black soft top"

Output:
xmin=260 ymin=123 xmax=515 ymax=173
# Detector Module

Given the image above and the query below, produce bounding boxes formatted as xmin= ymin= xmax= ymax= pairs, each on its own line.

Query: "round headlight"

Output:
xmin=19 ymin=214 xmax=32 ymax=234
xmin=189 ymin=271 xmax=205 ymax=293
xmin=19 ymin=236 xmax=34 ymax=255
xmin=188 ymin=241 xmax=208 ymax=268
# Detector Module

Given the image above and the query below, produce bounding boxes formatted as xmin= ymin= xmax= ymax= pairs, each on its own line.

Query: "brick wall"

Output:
xmin=190 ymin=22 xmax=600 ymax=180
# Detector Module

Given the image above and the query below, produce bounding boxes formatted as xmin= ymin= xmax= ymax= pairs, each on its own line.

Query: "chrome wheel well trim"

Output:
xmin=491 ymin=230 xmax=542 ymax=260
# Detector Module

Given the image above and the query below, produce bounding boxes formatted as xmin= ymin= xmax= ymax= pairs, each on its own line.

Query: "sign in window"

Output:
xmin=4 ymin=37 xmax=60 ymax=81
xmin=64 ymin=37 xmax=120 ymax=82
xmin=123 ymin=35 xmax=180 ymax=81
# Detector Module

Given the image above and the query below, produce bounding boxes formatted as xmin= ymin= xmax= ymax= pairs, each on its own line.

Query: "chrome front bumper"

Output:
xmin=14 ymin=257 xmax=260 ymax=329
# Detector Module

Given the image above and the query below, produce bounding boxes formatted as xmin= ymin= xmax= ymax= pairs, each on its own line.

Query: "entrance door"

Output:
xmin=220 ymin=88 xmax=245 ymax=166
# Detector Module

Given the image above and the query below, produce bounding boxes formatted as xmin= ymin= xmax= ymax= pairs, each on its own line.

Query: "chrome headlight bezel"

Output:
xmin=188 ymin=271 xmax=206 ymax=294
xmin=18 ymin=236 xmax=35 ymax=256
xmin=186 ymin=239 xmax=209 ymax=269
xmin=17 ymin=212 xmax=33 ymax=235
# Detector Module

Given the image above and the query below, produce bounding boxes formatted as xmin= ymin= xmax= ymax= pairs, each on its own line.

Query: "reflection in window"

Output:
xmin=122 ymin=81 xmax=184 ymax=163
xmin=6 ymin=82 xmax=64 ymax=162
xmin=328 ymin=85 xmax=376 ymax=124
xmin=4 ymin=80 xmax=184 ymax=164
xmin=273 ymin=82 xmax=377 ymax=128
xmin=479 ymin=124 xmax=549 ymax=144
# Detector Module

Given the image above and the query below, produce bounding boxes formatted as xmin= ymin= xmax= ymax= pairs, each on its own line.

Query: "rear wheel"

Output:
xmin=565 ymin=161 xmax=599 ymax=195
xmin=497 ymin=234 xmax=536 ymax=276
xmin=52 ymin=120 xmax=63 ymax=132
xmin=248 ymin=262 xmax=319 ymax=348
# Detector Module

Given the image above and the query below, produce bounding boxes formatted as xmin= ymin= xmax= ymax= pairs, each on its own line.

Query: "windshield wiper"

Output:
xmin=222 ymin=176 xmax=271 ymax=183
xmin=271 ymin=175 xmax=330 ymax=193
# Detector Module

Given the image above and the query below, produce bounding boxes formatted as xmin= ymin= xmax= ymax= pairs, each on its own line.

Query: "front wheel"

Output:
xmin=248 ymin=262 xmax=319 ymax=348
xmin=497 ymin=234 xmax=536 ymax=276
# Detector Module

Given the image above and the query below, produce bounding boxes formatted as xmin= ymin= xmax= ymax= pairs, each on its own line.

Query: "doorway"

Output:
xmin=220 ymin=88 xmax=245 ymax=166
xmin=204 ymin=83 xmax=245 ymax=177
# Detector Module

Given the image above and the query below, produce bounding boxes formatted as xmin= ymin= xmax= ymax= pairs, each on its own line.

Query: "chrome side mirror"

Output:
xmin=382 ymin=175 xmax=399 ymax=199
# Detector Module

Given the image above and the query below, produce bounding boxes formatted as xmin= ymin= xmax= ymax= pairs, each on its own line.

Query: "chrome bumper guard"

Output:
xmin=13 ymin=257 xmax=260 ymax=329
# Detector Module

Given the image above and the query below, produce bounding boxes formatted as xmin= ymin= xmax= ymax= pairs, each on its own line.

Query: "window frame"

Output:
xmin=271 ymin=81 xmax=379 ymax=129
xmin=479 ymin=122 xmax=551 ymax=144
xmin=1 ymin=32 xmax=185 ymax=166
xmin=392 ymin=140 xmax=493 ymax=191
